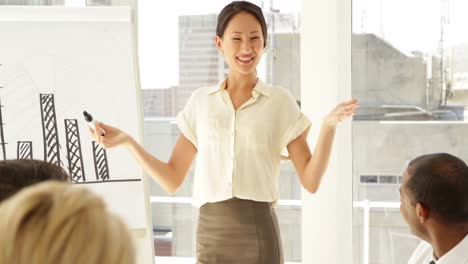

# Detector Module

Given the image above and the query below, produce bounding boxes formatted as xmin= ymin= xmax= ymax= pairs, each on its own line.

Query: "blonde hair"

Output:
xmin=0 ymin=181 xmax=135 ymax=264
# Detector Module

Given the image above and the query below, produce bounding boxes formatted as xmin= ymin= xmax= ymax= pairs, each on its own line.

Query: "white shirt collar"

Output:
xmin=434 ymin=234 xmax=468 ymax=264
xmin=206 ymin=77 xmax=272 ymax=97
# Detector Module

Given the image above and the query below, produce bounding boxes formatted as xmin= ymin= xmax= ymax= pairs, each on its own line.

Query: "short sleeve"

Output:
xmin=280 ymin=90 xmax=312 ymax=151
xmin=176 ymin=92 xmax=198 ymax=148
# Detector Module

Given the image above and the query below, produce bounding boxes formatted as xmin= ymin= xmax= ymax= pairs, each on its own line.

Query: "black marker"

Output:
xmin=83 ymin=111 xmax=106 ymax=136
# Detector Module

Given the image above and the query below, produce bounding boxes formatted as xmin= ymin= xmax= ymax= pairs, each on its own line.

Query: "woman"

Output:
xmin=90 ymin=1 xmax=358 ymax=263
xmin=0 ymin=182 xmax=135 ymax=264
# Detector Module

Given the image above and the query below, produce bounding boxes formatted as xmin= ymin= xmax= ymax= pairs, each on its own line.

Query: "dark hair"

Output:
xmin=406 ymin=153 xmax=468 ymax=224
xmin=216 ymin=1 xmax=268 ymax=48
xmin=0 ymin=159 xmax=70 ymax=202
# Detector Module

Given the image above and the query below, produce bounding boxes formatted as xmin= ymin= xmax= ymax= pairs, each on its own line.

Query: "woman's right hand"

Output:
xmin=88 ymin=122 xmax=131 ymax=148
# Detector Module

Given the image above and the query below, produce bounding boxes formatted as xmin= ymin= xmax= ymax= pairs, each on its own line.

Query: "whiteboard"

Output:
xmin=0 ymin=7 xmax=148 ymax=230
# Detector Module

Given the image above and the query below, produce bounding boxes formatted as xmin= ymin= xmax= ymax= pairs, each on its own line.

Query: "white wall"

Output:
xmin=301 ymin=0 xmax=353 ymax=263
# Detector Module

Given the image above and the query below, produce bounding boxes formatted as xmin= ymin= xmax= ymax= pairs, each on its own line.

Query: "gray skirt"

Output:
xmin=196 ymin=197 xmax=284 ymax=264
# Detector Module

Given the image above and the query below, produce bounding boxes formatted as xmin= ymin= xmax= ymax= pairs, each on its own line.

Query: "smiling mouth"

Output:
xmin=236 ymin=56 xmax=255 ymax=64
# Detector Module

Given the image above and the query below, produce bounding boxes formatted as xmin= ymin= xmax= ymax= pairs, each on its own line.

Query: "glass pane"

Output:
xmin=352 ymin=0 xmax=468 ymax=263
xmin=139 ymin=0 xmax=302 ymax=262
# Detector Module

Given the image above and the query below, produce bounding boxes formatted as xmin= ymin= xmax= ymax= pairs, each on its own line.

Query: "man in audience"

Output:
xmin=400 ymin=153 xmax=468 ymax=264
xmin=0 ymin=159 xmax=69 ymax=202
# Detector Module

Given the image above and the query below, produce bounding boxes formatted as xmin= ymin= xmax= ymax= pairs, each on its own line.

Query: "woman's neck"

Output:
xmin=225 ymin=72 xmax=258 ymax=94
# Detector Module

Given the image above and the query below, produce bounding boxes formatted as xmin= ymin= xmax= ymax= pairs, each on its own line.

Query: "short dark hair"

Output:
xmin=216 ymin=1 xmax=268 ymax=48
xmin=406 ymin=153 xmax=468 ymax=224
xmin=0 ymin=159 xmax=70 ymax=202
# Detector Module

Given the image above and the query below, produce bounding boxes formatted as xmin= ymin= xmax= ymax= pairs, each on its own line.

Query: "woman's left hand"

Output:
xmin=323 ymin=98 xmax=359 ymax=127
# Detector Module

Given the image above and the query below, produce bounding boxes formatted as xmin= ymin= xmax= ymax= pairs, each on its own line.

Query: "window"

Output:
xmin=138 ymin=0 xmax=303 ymax=262
xmin=352 ymin=0 xmax=468 ymax=263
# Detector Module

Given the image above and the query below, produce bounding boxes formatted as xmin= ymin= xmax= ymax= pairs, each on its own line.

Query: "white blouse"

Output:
xmin=176 ymin=78 xmax=311 ymax=207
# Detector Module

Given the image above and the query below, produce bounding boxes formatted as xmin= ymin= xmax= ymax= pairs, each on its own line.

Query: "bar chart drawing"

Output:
xmin=0 ymin=12 xmax=148 ymax=229
xmin=17 ymin=141 xmax=33 ymax=159
xmin=0 ymin=66 xmax=142 ymax=185
xmin=39 ymin=94 xmax=61 ymax=166
xmin=1 ymin=55 xmax=142 ymax=185
xmin=64 ymin=119 xmax=85 ymax=183
xmin=92 ymin=141 xmax=110 ymax=181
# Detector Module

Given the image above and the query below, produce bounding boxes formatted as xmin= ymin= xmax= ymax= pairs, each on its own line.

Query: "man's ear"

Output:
xmin=215 ymin=35 xmax=223 ymax=54
xmin=416 ymin=202 xmax=429 ymax=223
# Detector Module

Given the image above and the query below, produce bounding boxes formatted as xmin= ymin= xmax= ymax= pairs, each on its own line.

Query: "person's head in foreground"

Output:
xmin=0 ymin=159 xmax=70 ymax=203
xmin=0 ymin=181 xmax=135 ymax=264
xmin=400 ymin=153 xmax=468 ymax=262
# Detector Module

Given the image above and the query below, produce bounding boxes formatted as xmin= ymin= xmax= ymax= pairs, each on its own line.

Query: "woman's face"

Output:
xmin=216 ymin=12 xmax=265 ymax=76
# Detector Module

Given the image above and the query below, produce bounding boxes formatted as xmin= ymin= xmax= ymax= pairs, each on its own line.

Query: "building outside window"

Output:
xmin=352 ymin=0 xmax=468 ymax=263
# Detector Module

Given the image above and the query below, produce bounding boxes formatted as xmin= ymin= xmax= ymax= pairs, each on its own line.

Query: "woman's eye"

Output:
xmin=251 ymin=37 xmax=259 ymax=40
xmin=232 ymin=38 xmax=241 ymax=41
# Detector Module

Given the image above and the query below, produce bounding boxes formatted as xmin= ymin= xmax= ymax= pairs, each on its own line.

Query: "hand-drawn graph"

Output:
xmin=39 ymin=94 xmax=61 ymax=166
xmin=0 ymin=9 xmax=148 ymax=229
xmin=64 ymin=119 xmax=86 ymax=183
xmin=93 ymin=141 xmax=109 ymax=181
xmin=0 ymin=65 xmax=140 ymax=185
xmin=17 ymin=141 xmax=33 ymax=159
